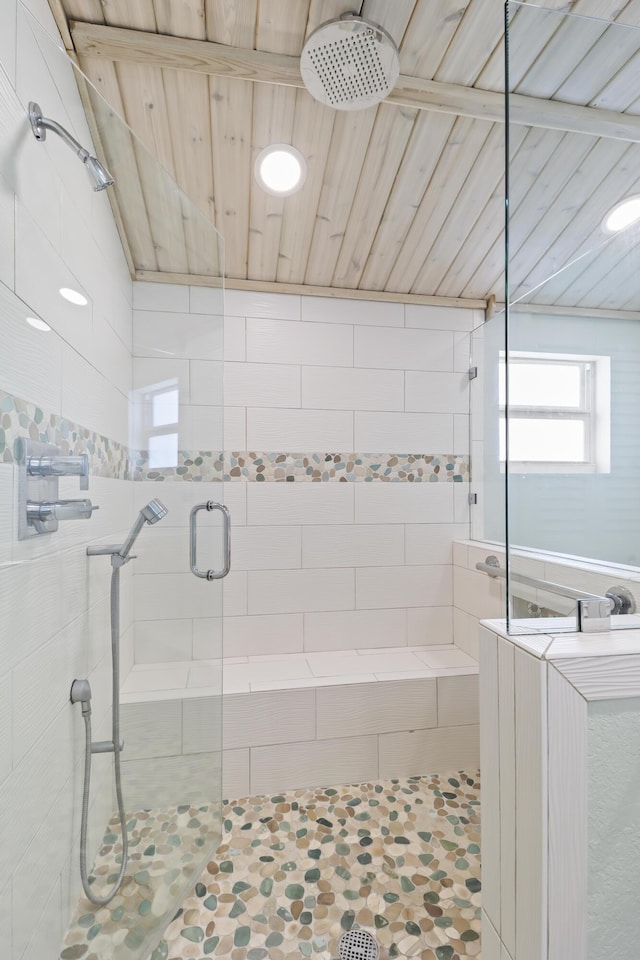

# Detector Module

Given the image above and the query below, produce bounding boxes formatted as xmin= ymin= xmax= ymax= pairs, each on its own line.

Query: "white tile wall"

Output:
xmin=248 ymin=568 xmax=355 ymax=615
xmin=405 ymin=523 xmax=469 ymax=565
xmin=247 ymin=482 xmax=354 ymax=526
xmin=135 ymin=619 xmax=193 ymax=663
xmin=378 ymin=724 xmax=480 ymax=777
xmin=225 ymin=362 xmax=300 ymax=407
xmin=302 ymin=524 xmax=404 ymax=568
xmin=408 ymin=606 xmax=454 ymax=645
xmin=128 ymin=291 xmax=477 ymax=683
xmin=224 ymin=614 xmax=303 ymax=657
xmin=222 ymin=748 xmax=250 ymax=799
xmin=405 ymin=371 xmax=470 ymax=414
xmin=303 ymin=609 xmax=406 ymax=652
xmin=226 ymin=288 xmax=300 ymax=321
xmin=302 ymin=367 xmax=405 ymax=411
xmin=189 ymin=284 xmax=224 ymax=315
xmin=247 ymin=317 xmax=353 ymax=366
xmin=223 ymin=688 xmax=315 ymax=750
xmin=354 ymin=327 xmax=454 ymax=371
xmin=356 ymin=565 xmax=452 ymax=609
xmin=233 ymin=525 xmax=302 ymax=570
xmin=251 ymin=735 xmax=378 ymax=793
xmin=134 ymin=279 xmax=189 ymax=312
xmin=248 ymin=407 xmax=354 ymax=449
xmin=316 ymin=678 xmax=437 ymax=738
xmin=355 ymin=411 xmax=453 ymax=451
xmin=224 ymin=315 xmax=246 ymax=361
xmin=190 ymin=360 xmax=224 ymax=405
xmin=133 ymin=310 xmax=223 ymax=360
xmin=301 ymin=295 xmax=404 ymax=327
xmin=355 ymin=483 xmax=454 ymax=524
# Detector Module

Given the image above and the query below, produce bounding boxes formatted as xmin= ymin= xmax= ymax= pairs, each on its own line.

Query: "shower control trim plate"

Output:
xmin=17 ymin=438 xmax=97 ymax=538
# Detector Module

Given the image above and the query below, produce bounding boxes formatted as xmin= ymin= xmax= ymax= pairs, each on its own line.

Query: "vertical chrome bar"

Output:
xmin=189 ymin=501 xmax=231 ymax=580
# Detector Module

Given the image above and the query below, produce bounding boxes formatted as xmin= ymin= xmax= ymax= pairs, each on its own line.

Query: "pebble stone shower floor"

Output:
xmin=151 ymin=771 xmax=481 ymax=960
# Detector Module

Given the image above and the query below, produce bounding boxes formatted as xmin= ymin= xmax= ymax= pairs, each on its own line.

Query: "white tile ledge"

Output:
xmin=121 ymin=644 xmax=478 ymax=702
xmin=481 ymin=618 xmax=640 ymax=663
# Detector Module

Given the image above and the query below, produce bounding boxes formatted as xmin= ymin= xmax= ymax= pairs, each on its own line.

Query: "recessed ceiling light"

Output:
xmin=26 ymin=316 xmax=51 ymax=332
xmin=602 ymin=195 xmax=640 ymax=233
xmin=59 ymin=287 xmax=88 ymax=305
xmin=254 ymin=144 xmax=307 ymax=197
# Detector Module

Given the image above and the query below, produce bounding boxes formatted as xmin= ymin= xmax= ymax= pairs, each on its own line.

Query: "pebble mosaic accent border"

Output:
xmin=152 ymin=772 xmax=481 ymax=960
xmin=0 ymin=389 xmax=129 ymax=479
xmin=1 ymin=389 xmax=469 ymax=484
xmin=133 ymin=452 xmax=470 ymax=483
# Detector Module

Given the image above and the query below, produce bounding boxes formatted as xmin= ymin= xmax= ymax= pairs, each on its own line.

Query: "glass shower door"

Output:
xmin=56 ymin=43 xmax=226 ymax=960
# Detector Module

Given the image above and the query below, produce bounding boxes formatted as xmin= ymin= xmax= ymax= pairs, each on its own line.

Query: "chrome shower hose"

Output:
xmin=78 ymin=565 xmax=128 ymax=905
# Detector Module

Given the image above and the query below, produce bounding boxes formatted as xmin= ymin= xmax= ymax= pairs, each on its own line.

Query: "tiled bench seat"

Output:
xmin=120 ymin=645 xmax=479 ymax=798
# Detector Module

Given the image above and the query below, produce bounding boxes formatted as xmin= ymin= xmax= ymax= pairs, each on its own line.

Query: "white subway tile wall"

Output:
xmin=1 ymin=2 xmax=136 ymax=953
xmin=130 ymin=284 xmax=475 ymax=664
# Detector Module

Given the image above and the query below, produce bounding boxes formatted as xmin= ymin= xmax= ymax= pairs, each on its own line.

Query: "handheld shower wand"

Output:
xmin=28 ymin=101 xmax=115 ymax=191
xmin=118 ymin=498 xmax=168 ymax=560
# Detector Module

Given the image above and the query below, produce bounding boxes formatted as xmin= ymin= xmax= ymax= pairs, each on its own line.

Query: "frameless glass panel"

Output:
xmin=504 ymin=2 xmax=640 ymax=634
xmin=4 ymin=12 xmax=225 ymax=960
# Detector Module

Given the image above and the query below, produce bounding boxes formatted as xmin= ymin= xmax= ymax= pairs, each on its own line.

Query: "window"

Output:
xmin=131 ymin=379 xmax=180 ymax=468
xmin=499 ymin=351 xmax=610 ymax=473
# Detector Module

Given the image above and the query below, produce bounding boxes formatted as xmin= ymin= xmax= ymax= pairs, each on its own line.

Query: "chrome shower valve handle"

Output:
xmin=27 ymin=498 xmax=98 ymax=523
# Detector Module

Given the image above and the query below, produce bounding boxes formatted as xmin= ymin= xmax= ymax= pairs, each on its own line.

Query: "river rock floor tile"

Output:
xmin=152 ymin=772 xmax=481 ymax=960
xmin=59 ymin=803 xmax=220 ymax=960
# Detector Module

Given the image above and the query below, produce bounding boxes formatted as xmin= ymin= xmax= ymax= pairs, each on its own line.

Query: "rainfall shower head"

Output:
xmin=28 ymin=101 xmax=115 ymax=191
xmin=119 ymin=499 xmax=168 ymax=559
xmin=300 ymin=14 xmax=400 ymax=111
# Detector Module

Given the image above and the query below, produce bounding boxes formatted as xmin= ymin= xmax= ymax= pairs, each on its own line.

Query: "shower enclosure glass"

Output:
xmin=471 ymin=2 xmax=640 ymax=634
xmin=0 ymin=10 xmax=224 ymax=959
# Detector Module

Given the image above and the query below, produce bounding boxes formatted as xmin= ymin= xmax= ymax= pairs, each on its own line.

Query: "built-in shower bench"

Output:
xmin=119 ymin=644 xmax=479 ymax=798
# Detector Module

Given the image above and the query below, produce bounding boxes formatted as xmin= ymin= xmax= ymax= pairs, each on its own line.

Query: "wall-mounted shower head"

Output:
xmin=119 ymin=499 xmax=168 ymax=560
xmin=28 ymin=101 xmax=115 ymax=191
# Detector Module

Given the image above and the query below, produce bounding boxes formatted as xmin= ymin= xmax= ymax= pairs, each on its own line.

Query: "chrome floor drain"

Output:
xmin=338 ymin=928 xmax=380 ymax=960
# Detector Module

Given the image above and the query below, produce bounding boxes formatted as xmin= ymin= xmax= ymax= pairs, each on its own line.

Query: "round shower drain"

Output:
xmin=338 ymin=928 xmax=380 ymax=960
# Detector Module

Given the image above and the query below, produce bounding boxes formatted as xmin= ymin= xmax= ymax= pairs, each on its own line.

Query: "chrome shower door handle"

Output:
xmin=190 ymin=501 xmax=231 ymax=580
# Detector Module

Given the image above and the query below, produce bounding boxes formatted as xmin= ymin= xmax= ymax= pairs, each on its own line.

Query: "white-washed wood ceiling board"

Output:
xmin=49 ymin=0 xmax=640 ymax=310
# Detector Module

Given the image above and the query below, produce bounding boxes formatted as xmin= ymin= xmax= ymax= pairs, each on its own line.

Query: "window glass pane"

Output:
xmin=500 ymin=361 xmax=583 ymax=407
xmin=508 ymin=418 xmax=585 ymax=462
xmin=148 ymin=432 xmax=178 ymax=468
xmin=152 ymin=388 xmax=179 ymax=426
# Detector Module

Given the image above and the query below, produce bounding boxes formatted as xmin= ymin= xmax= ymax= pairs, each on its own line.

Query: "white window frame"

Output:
xmin=499 ymin=350 xmax=611 ymax=474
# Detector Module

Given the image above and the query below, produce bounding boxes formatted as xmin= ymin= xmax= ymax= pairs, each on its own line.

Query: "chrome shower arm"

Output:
xmin=30 ymin=108 xmax=88 ymax=158
xmin=28 ymin=101 xmax=115 ymax=191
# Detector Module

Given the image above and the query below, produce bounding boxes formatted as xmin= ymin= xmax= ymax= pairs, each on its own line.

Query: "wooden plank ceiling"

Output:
xmin=49 ymin=0 xmax=640 ymax=310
